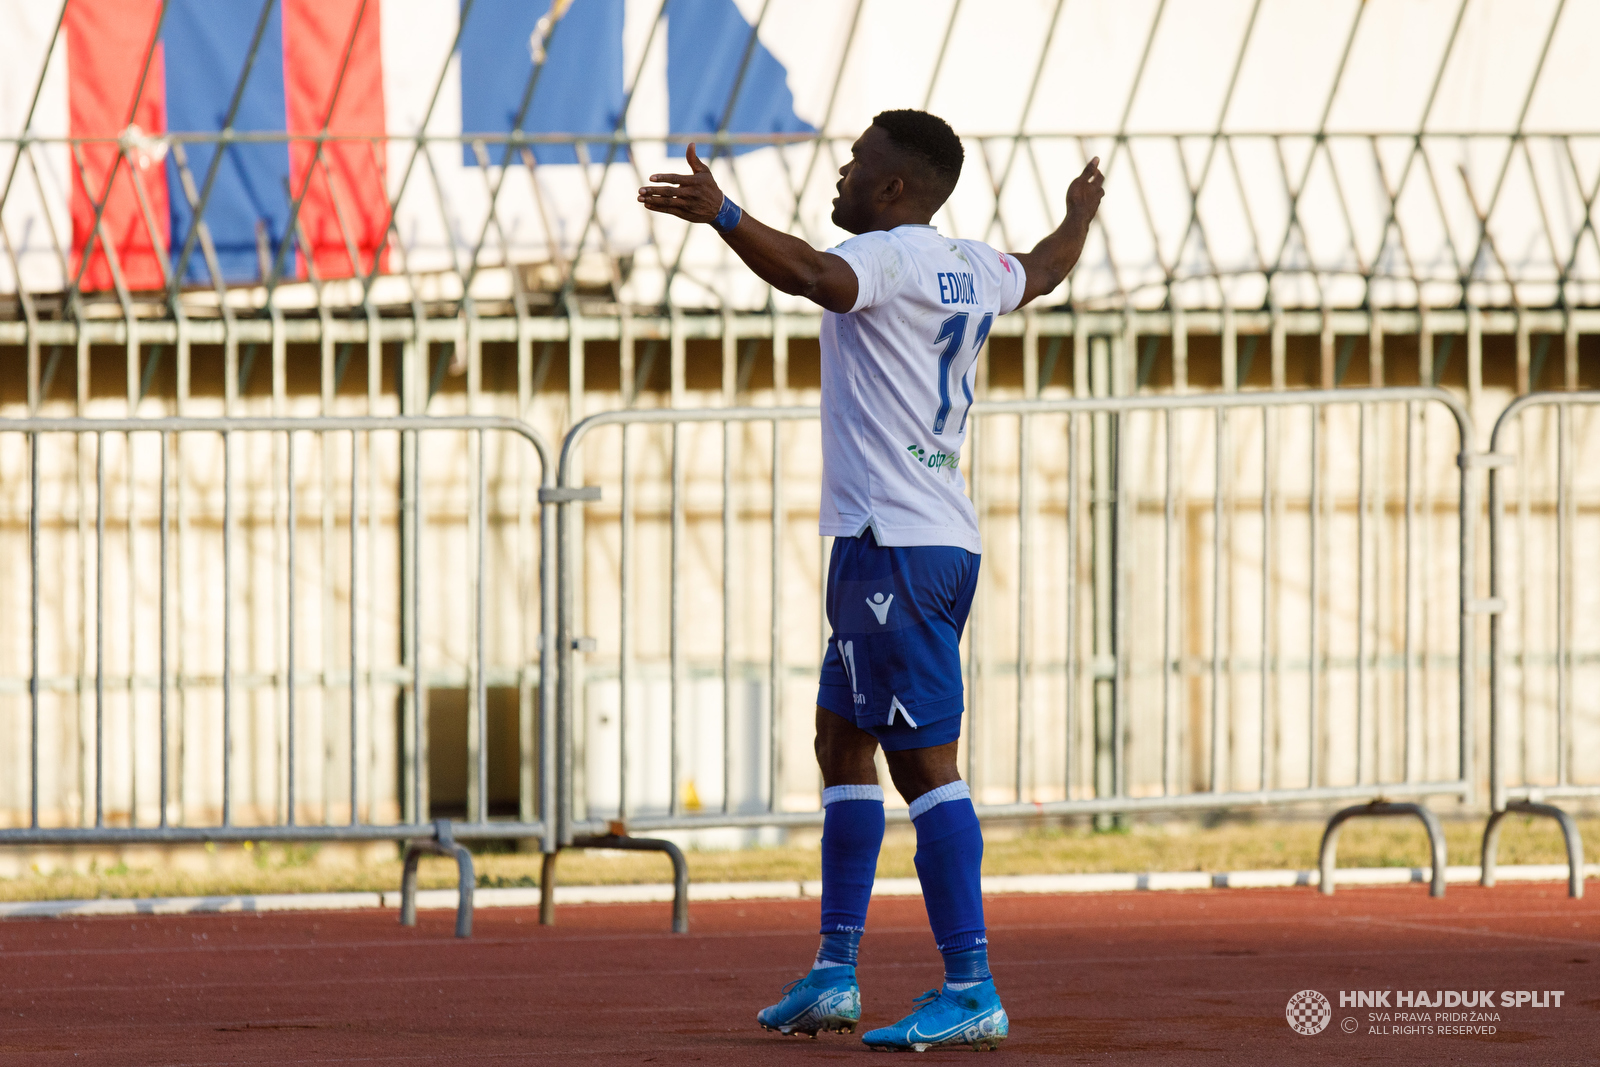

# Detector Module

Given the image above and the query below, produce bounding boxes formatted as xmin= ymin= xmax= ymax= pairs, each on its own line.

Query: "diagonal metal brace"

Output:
xmin=399 ymin=819 xmax=476 ymax=938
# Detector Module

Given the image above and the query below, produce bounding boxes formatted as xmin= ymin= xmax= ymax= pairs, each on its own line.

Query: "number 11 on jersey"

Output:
xmin=932 ymin=311 xmax=993 ymax=435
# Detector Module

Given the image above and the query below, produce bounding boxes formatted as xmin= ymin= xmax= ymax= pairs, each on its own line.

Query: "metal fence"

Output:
xmin=549 ymin=387 xmax=1481 ymax=897
xmin=1482 ymin=392 xmax=1600 ymax=898
xmin=4 ymin=1 xmax=1598 ymax=320
xmin=10 ymin=386 xmax=1600 ymax=932
xmin=0 ymin=414 xmax=556 ymax=934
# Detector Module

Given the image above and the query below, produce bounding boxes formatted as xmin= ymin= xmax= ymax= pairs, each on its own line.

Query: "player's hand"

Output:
xmin=1066 ymin=157 xmax=1105 ymax=227
xmin=638 ymin=143 xmax=725 ymax=223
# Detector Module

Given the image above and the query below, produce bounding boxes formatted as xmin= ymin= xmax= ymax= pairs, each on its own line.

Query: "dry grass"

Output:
xmin=2 ymin=816 xmax=1593 ymax=904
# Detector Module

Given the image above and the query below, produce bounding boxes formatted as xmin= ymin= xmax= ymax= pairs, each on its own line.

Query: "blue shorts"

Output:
xmin=816 ymin=530 xmax=980 ymax=752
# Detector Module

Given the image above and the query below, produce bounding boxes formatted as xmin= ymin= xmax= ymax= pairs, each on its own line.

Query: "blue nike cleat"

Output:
xmin=757 ymin=966 xmax=862 ymax=1037
xmin=861 ymin=979 xmax=1008 ymax=1052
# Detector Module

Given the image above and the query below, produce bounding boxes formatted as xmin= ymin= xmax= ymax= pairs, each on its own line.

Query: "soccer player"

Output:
xmin=639 ymin=109 xmax=1104 ymax=1053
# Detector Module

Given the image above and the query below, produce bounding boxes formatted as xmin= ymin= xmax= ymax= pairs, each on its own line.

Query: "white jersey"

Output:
xmin=819 ymin=224 xmax=1027 ymax=553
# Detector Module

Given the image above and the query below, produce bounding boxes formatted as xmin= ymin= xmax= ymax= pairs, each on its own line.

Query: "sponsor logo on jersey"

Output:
xmin=937 ymin=271 xmax=978 ymax=305
xmin=998 ymin=251 xmax=1012 ymax=274
xmin=906 ymin=443 xmax=960 ymax=480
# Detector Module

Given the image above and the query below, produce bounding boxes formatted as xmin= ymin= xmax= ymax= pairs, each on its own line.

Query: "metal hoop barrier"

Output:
xmin=548 ymin=387 xmax=1480 ymax=917
xmin=0 ymin=415 xmax=556 ymax=937
xmin=1481 ymin=392 xmax=1600 ymax=899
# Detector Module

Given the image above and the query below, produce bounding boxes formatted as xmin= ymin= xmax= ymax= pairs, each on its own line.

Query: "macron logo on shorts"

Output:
xmin=867 ymin=592 xmax=894 ymax=624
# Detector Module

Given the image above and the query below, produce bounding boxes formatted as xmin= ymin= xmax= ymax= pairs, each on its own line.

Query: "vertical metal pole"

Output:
xmin=127 ymin=431 xmax=138 ymax=825
xmin=176 ymin=331 xmax=189 ymax=824
xmin=1557 ymin=403 xmax=1571 ymax=786
xmin=413 ymin=423 xmax=425 ymax=823
xmin=517 ymin=322 xmax=535 ymax=828
xmin=366 ymin=338 xmax=380 ymax=826
xmin=1458 ymin=392 xmax=1478 ymax=802
xmin=1308 ymin=403 xmax=1321 ymax=789
xmin=30 ymin=432 xmax=40 ymax=828
xmin=320 ymin=335 xmax=336 ymax=826
xmin=670 ymin=423 xmax=683 ymax=817
xmin=76 ymin=332 xmax=88 ymax=829
xmin=1016 ymin=317 xmax=1036 ymax=801
xmin=1090 ymin=336 xmax=1113 ymax=807
xmin=468 ymin=428 xmax=481 ymax=824
xmin=476 ymin=429 xmax=488 ymax=821
xmin=1062 ymin=408 xmax=1079 ymax=800
xmin=770 ymin=416 xmax=784 ymax=814
xmin=349 ymin=429 xmax=359 ymax=823
xmin=1162 ymin=409 xmax=1176 ymax=795
xmin=1356 ymin=402 xmax=1368 ymax=784
xmin=1066 ymin=318 xmax=1086 ymax=799
xmin=619 ymin=422 xmax=632 ymax=819
xmin=1467 ymin=303 xmax=1483 ymax=435
xmin=1259 ymin=406 xmax=1272 ymax=792
xmin=1488 ymin=420 xmax=1506 ymax=813
xmin=1403 ymin=401 xmax=1416 ymax=782
xmin=1517 ymin=416 xmax=1530 ymax=787
xmin=223 ymin=429 xmax=233 ymax=827
xmin=159 ymin=431 xmax=169 ymax=827
xmin=770 ymin=315 xmax=788 ymax=813
xmin=287 ymin=432 xmax=297 ymax=825
xmin=721 ymin=436 xmax=734 ymax=813
xmin=555 ymin=487 xmax=575 ymax=851
xmin=1270 ymin=304 xmax=1286 ymax=391
xmin=95 ymin=432 xmax=105 ymax=828
xmin=1167 ymin=305 xmax=1186 ymax=794
xmin=400 ymin=380 xmax=415 ymax=823
xmin=1112 ymin=403 xmax=1128 ymax=800
xmin=722 ymin=316 xmax=735 ymax=814
xmin=540 ymin=469 xmax=558 ymax=850
xmin=1564 ymin=309 xmax=1578 ymax=391
xmin=1418 ymin=314 xmax=1434 ymax=778
xmin=1210 ymin=407 xmax=1224 ymax=792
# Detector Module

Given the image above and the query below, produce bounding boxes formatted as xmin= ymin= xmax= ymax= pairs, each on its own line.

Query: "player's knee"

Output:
xmin=884 ymin=743 xmax=962 ymax=803
xmin=814 ymin=708 xmax=879 ymax=783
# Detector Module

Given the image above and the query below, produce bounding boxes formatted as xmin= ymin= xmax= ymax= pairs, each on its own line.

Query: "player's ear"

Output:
xmin=879 ymin=175 xmax=904 ymax=204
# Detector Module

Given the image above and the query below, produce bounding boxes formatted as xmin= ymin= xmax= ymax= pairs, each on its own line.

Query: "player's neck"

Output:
xmin=855 ymin=206 xmax=936 ymax=234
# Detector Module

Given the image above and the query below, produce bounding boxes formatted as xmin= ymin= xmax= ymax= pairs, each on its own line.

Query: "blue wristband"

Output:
xmin=711 ymin=195 xmax=743 ymax=234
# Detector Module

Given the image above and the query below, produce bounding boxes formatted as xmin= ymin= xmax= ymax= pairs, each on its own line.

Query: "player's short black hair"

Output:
xmin=871 ymin=109 xmax=963 ymax=196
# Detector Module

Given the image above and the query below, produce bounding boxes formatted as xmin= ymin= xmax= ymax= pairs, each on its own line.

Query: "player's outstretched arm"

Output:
xmin=638 ymin=144 xmax=859 ymax=314
xmin=1011 ymin=158 xmax=1105 ymax=308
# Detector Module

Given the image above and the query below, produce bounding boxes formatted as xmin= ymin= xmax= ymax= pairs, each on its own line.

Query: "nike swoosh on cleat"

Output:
xmin=906 ymin=1009 xmax=1000 ymax=1044
xmin=779 ymin=989 xmax=856 ymax=1028
xmin=782 ymin=993 xmax=829 ymax=1024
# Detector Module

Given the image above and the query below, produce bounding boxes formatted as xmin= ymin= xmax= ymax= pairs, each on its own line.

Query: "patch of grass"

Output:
xmin=1 ymin=817 xmax=1593 ymax=903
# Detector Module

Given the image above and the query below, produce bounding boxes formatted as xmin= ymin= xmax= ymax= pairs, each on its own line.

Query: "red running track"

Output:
xmin=2 ymin=882 xmax=1596 ymax=1065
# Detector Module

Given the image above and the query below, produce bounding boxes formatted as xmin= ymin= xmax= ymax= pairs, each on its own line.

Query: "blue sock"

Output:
xmin=910 ymin=781 xmax=990 ymax=988
xmin=815 ymin=784 xmax=885 ymax=968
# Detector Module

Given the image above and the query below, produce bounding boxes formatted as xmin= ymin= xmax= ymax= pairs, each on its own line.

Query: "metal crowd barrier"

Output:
xmin=1482 ymin=393 xmax=1600 ymax=899
xmin=547 ymin=388 xmax=1479 ymax=903
xmin=0 ymin=415 xmax=557 ymax=937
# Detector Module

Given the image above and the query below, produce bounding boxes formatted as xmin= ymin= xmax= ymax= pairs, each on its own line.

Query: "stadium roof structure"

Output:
xmin=1 ymin=0 xmax=1597 ymax=325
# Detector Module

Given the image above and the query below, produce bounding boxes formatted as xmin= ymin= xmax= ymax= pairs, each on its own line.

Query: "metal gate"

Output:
xmin=548 ymin=388 xmax=1479 ymax=895
xmin=1482 ymin=393 xmax=1599 ymax=899
xmin=0 ymin=414 xmax=556 ymax=934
